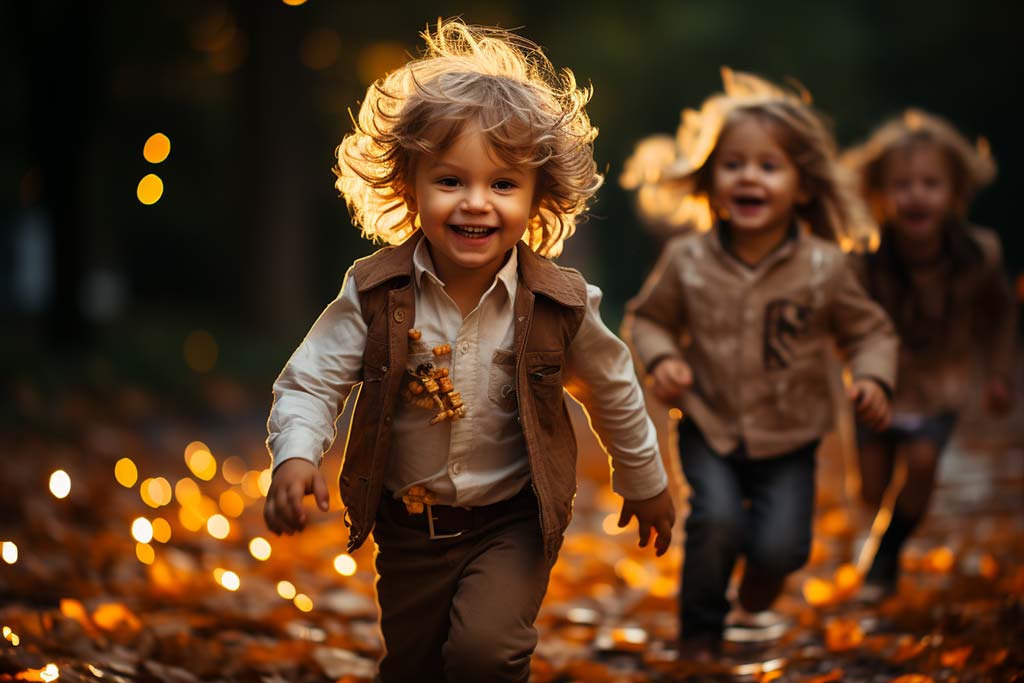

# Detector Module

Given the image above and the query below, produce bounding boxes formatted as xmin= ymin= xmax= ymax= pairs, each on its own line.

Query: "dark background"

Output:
xmin=2 ymin=0 xmax=1021 ymax=404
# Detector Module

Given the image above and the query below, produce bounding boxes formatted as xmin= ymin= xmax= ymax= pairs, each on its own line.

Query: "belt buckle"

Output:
xmin=426 ymin=502 xmax=466 ymax=540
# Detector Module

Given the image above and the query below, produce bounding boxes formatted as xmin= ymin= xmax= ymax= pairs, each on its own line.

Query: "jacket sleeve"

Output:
xmin=564 ymin=284 xmax=669 ymax=501
xmin=622 ymin=238 xmax=689 ymax=373
xmin=827 ymin=257 xmax=899 ymax=393
xmin=266 ymin=267 xmax=367 ymax=471
xmin=972 ymin=229 xmax=1018 ymax=381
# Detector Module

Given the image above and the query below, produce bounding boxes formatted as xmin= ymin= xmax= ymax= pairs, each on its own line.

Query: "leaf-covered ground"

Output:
xmin=2 ymin=372 xmax=1022 ymax=682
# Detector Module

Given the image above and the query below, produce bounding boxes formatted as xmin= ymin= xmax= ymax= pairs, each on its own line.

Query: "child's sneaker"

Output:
xmin=723 ymin=607 xmax=790 ymax=643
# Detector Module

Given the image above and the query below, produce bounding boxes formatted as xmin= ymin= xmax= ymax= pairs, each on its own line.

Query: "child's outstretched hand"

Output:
xmin=849 ymin=378 xmax=890 ymax=431
xmin=264 ymin=459 xmax=330 ymax=535
xmin=617 ymin=487 xmax=675 ymax=556
xmin=984 ymin=376 xmax=1014 ymax=415
xmin=649 ymin=357 xmax=693 ymax=404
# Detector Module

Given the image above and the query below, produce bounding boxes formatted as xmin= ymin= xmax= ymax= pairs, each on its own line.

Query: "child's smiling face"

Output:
xmin=880 ymin=143 xmax=956 ymax=243
xmin=410 ymin=121 xmax=538 ymax=283
xmin=710 ymin=115 xmax=805 ymax=239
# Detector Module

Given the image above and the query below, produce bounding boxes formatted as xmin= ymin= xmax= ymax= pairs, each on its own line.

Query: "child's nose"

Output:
xmin=461 ymin=186 xmax=492 ymax=212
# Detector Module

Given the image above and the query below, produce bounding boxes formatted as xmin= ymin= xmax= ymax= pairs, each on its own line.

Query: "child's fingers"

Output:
xmin=653 ymin=518 xmax=673 ymax=556
xmin=286 ymin=482 xmax=306 ymax=528
xmin=617 ymin=506 xmax=632 ymax=528
xmin=312 ymin=474 xmax=330 ymax=511
xmin=637 ymin=521 xmax=652 ymax=549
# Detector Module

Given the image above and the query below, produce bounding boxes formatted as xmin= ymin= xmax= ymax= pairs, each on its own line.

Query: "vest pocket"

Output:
xmin=488 ymin=348 xmax=517 ymax=410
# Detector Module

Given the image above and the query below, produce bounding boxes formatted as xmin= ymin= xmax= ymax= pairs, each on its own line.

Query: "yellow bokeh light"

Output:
xmin=175 ymin=477 xmax=201 ymax=506
xmin=219 ymin=489 xmax=246 ymax=518
xmin=258 ymin=469 xmax=272 ymax=497
xmin=249 ymin=537 xmax=272 ymax=561
xmin=333 ymin=554 xmax=357 ymax=576
xmin=179 ymin=506 xmax=205 ymax=532
xmin=143 ymin=133 xmax=171 ymax=164
xmin=218 ymin=570 xmax=240 ymax=591
xmin=614 ymin=557 xmax=652 ymax=588
xmin=114 ymin=458 xmax=138 ymax=488
xmin=222 ymin=456 xmax=248 ymax=485
xmin=183 ymin=330 xmax=218 ymax=374
xmin=294 ymin=593 xmax=313 ymax=612
xmin=802 ymin=576 xmax=836 ymax=606
xmin=602 ymin=512 xmax=627 ymax=535
xmin=137 ymin=173 xmax=164 ymax=205
xmin=2 ymin=542 xmax=18 ymax=564
xmin=207 ymin=514 xmax=230 ymax=539
xmin=277 ymin=580 xmax=297 ymax=600
xmin=9 ymin=634 xmax=19 ymax=647
xmin=186 ymin=445 xmax=218 ymax=481
xmin=140 ymin=477 xmax=173 ymax=508
xmin=668 ymin=407 xmax=683 ymax=420
xmin=282 ymin=0 xmax=307 ymax=5
xmin=131 ymin=517 xmax=154 ymax=544
xmin=49 ymin=470 xmax=71 ymax=499
xmin=924 ymin=546 xmax=956 ymax=573
xmin=136 ymin=542 xmax=155 ymax=565
xmin=151 ymin=517 xmax=172 ymax=543
xmin=241 ymin=470 xmax=263 ymax=498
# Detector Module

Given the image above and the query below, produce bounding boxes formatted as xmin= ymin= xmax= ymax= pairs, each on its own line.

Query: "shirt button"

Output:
xmin=451 ymin=462 xmax=463 ymax=475
xmin=393 ymin=309 xmax=406 ymax=323
xmin=459 ymin=341 xmax=470 ymax=354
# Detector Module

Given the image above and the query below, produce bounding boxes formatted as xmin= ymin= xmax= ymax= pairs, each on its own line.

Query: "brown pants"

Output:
xmin=372 ymin=493 xmax=552 ymax=683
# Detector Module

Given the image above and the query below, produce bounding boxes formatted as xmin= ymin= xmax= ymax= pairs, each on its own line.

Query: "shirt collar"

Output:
xmin=412 ymin=238 xmax=520 ymax=302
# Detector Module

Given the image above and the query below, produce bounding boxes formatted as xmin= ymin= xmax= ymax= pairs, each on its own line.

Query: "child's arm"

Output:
xmin=265 ymin=268 xmax=366 ymax=534
xmin=622 ymin=239 xmax=689 ymax=391
xmin=828 ymin=260 xmax=898 ymax=430
xmin=565 ymin=283 xmax=675 ymax=555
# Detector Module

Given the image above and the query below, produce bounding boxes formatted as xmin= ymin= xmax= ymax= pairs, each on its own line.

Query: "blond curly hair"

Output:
xmin=621 ymin=68 xmax=876 ymax=251
xmin=842 ymin=108 xmax=997 ymax=223
xmin=335 ymin=19 xmax=602 ymax=257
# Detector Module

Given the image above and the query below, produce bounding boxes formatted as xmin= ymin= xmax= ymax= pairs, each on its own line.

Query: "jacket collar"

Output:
xmin=356 ymin=232 xmax=585 ymax=308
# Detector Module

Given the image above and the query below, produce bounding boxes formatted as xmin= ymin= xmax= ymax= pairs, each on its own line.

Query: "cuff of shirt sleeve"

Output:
xmin=268 ymin=432 xmax=324 ymax=473
xmin=611 ymin=458 xmax=670 ymax=501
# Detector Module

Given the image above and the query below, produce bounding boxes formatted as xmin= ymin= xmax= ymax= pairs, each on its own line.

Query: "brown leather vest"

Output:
xmin=341 ymin=235 xmax=588 ymax=561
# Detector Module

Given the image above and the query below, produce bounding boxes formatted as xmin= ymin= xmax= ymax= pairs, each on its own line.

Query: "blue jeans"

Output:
xmin=678 ymin=420 xmax=818 ymax=640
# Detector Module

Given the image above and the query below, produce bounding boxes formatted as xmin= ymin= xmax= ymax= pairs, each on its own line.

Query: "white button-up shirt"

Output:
xmin=268 ymin=240 xmax=667 ymax=506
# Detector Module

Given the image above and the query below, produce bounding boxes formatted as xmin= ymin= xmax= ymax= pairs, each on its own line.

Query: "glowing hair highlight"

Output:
xmin=842 ymin=108 xmax=997 ymax=222
xmin=335 ymin=19 xmax=602 ymax=257
xmin=621 ymin=68 xmax=876 ymax=251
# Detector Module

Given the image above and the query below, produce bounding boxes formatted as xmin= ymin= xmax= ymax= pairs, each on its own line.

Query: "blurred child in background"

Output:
xmin=622 ymin=69 xmax=898 ymax=660
xmin=844 ymin=110 xmax=1017 ymax=600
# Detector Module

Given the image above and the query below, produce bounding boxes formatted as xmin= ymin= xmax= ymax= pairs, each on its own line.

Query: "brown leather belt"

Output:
xmin=383 ymin=485 xmax=535 ymax=539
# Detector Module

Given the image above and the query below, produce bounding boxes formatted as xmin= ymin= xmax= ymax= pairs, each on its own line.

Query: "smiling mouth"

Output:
xmin=733 ymin=196 xmax=767 ymax=208
xmin=449 ymin=224 xmax=498 ymax=239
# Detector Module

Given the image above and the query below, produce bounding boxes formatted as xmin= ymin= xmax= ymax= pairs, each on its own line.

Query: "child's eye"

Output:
xmin=721 ymin=160 xmax=741 ymax=170
xmin=493 ymin=179 xmax=518 ymax=191
xmin=761 ymin=162 xmax=779 ymax=171
xmin=437 ymin=177 xmax=461 ymax=188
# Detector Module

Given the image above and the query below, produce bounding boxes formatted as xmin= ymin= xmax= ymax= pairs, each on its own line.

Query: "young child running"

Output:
xmin=622 ymin=69 xmax=898 ymax=659
xmin=844 ymin=110 xmax=1017 ymax=600
xmin=263 ymin=20 xmax=674 ymax=683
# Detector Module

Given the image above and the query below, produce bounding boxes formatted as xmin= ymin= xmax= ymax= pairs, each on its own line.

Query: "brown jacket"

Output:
xmin=858 ymin=225 xmax=1017 ymax=414
xmin=342 ymin=236 xmax=588 ymax=562
xmin=625 ymin=226 xmax=898 ymax=457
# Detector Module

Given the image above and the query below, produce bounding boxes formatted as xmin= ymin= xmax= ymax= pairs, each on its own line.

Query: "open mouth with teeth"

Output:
xmin=449 ymin=224 xmax=499 ymax=239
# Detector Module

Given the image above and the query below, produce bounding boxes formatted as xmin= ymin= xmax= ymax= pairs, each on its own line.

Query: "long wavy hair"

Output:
xmin=335 ymin=19 xmax=603 ymax=257
xmin=621 ymin=68 xmax=875 ymax=251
